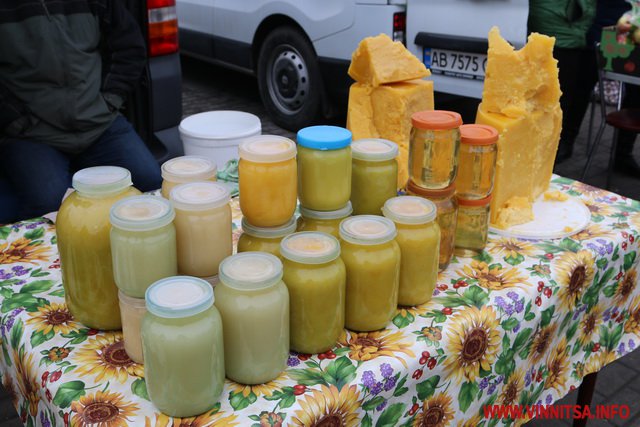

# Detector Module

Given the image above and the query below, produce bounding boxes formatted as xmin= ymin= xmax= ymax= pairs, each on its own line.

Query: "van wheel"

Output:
xmin=257 ymin=26 xmax=323 ymax=131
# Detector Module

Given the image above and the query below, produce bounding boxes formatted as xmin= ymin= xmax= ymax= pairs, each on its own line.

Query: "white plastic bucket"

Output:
xmin=179 ymin=111 xmax=261 ymax=169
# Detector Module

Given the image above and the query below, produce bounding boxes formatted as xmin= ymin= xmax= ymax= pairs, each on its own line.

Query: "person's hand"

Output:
xmin=617 ymin=13 xmax=633 ymax=34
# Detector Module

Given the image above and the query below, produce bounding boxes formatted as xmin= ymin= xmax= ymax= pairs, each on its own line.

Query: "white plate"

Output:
xmin=489 ymin=196 xmax=591 ymax=240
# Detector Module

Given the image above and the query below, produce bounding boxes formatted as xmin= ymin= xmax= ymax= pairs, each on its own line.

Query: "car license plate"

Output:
xmin=423 ymin=48 xmax=487 ymax=80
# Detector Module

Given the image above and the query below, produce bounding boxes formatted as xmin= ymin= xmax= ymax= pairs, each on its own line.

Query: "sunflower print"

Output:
xmin=456 ymin=414 xmax=483 ymax=427
xmin=412 ymin=392 xmax=455 ymax=427
xmin=14 ymin=350 xmax=39 ymax=417
xmin=458 ymin=261 xmax=528 ymax=290
xmin=577 ymin=305 xmax=603 ymax=346
xmin=630 ymin=212 xmax=640 ymax=231
xmin=443 ymin=306 xmax=500 ymax=382
xmin=2 ymin=372 xmax=18 ymax=408
xmin=554 ymin=250 xmax=595 ymax=311
xmin=488 ymin=238 xmax=535 ymax=259
xmin=144 ymin=409 xmax=239 ymax=427
xmin=0 ymin=237 xmax=51 ymax=264
xmin=338 ymin=330 xmax=415 ymax=366
xmin=499 ymin=369 xmax=525 ymax=406
xmin=624 ymin=295 xmax=640 ymax=335
xmin=572 ymin=182 xmax=608 ymax=199
xmin=529 ymin=323 xmax=558 ymax=365
xmin=614 ymin=268 xmax=637 ymax=305
xmin=26 ymin=303 xmax=80 ymax=335
xmin=73 ymin=333 xmax=143 ymax=383
xmin=397 ymin=304 xmax=429 ymax=318
xmin=71 ymin=390 xmax=138 ymax=427
xmin=572 ymin=224 xmax=614 ymax=241
xmin=227 ymin=372 xmax=288 ymax=398
xmin=582 ymin=198 xmax=613 ymax=218
xmin=545 ymin=338 xmax=570 ymax=392
xmin=290 ymin=384 xmax=361 ymax=427
xmin=584 ymin=350 xmax=617 ymax=375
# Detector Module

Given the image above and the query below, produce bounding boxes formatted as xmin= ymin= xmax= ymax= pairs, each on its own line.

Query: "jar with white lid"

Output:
xmin=237 ymin=216 xmax=297 ymax=259
xmin=382 ymin=196 xmax=440 ymax=306
xmin=297 ymin=202 xmax=352 ymax=239
xmin=57 ymin=166 xmax=141 ymax=330
xmin=161 ymin=156 xmax=217 ymax=199
xmin=215 ymin=252 xmax=289 ymax=384
xmin=170 ymin=182 xmax=231 ymax=277
xmin=142 ymin=276 xmax=224 ymax=417
xmin=351 ymin=138 xmax=399 ymax=215
xmin=280 ymin=232 xmax=346 ymax=354
xmin=110 ymin=195 xmax=177 ymax=298
xmin=339 ymin=216 xmax=400 ymax=331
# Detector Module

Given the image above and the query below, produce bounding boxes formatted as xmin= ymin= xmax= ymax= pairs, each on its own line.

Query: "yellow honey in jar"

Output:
xmin=351 ymin=139 xmax=399 ymax=215
xmin=455 ymin=195 xmax=492 ymax=257
xmin=457 ymin=124 xmax=498 ymax=199
xmin=161 ymin=156 xmax=217 ymax=199
xmin=297 ymin=202 xmax=353 ymax=239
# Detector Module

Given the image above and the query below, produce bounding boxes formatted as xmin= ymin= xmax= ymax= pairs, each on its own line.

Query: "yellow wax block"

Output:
xmin=544 ymin=190 xmax=569 ymax=201
xmin=348 ymin=33 xmax=430 ymax=86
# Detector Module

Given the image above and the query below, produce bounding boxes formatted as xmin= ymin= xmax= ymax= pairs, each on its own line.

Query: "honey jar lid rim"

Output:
xmin=457 ymin=194 xmax=493 ymax=206
xmin=300 ymin=202 xmax=353 ymax=220
xmin=460 ymin=124 xmax=499 ymax=145
xmin=297 ymin=125 xmax=352 ymax=150
xmin=170 ymin=182 xmax=231 ymax=210
xmin=145 ymin=276 xmax=214 ymax=318
xmin=241 ymin=216 xmax=297 ymax=238
xmin=110 ymin=195 xmax=175 ymax=231
xmin=339 ymin=215 xmax=397 ymax=245
xmin=219 ymin=252 xmax=283 ymax=291
xmin=72 ymin=166 xmax=133 ymax=196
xmin=411 ymin=110 xmax=462 ymax=130
xmin=239 ymin=135 xmax=297 ymax=162
xmin=382 ymin=196 xmax=437 ymax=225
xmin=406 ymin=180 xmax=456 ymax=198
xmin=280 ymin=232 xmax=341 ymax=264
xmin=351 ymin=138 xmax=398 ymax=161
xmin=161 ymin=156 xmax=217 ymax=182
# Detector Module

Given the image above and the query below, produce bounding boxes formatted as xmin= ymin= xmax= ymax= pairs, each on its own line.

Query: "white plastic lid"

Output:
xmin=170 ymin=182 xmax=230 ymax=211
xmin=280 ymin=232 xmax=341 ymax=264
xmin=179 ymin=111 xmax=261 ymax=140
xmin=241 ymin=216 xmax=297 ymax=239
xmin=161 ymin=156 xmax=217 ymax=183
xmin=300 ymin=202 xmax=353 ymax=220
xmin=382 ymin=196 xmax=437 ymax=225
xmin=219 ymin=252 xmax=283 ymax=290
xmin=339 ymin=215 xmax=397 ymax=245
xmin=239 ymin=135 xmax=296 ymax=163
xmin=110 ymin=195 xmax=175 ymax=231
xmin=72 ymin=166 xmax=132 ymax=196
xmin=145 ymin=276 xmax=214 ymax=318
xmin=351 ymin=138 xmax=399 ymax=161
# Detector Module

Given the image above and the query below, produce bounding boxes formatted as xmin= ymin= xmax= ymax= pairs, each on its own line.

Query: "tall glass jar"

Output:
xmin=161 ymin=156 xmax=217 ymax=199
xmin=239 ymin=135 xmax=297 ymax=227
xmin=457 ymin=124 xmax=498 ymax=199
xmin=351 ymin=138 xmax=399 ymax=215
xmin=57 ymin=166 xmax=140 ymax=330
xmin=170 ymin=182 xmax=231 ymax=277
xmin=110 ymin=195 xmax=177 ymax=298
xmin=142 ymin=276 xmax=224 ymax=417
xmin=382 ymin=197 xmax=440 ymax=306
xmin=455 ymin=195 xmax=492 ymax=257
xmin=297 ymin=126 xmax=352 ymax=211
xmin=237 ymin=216 xmax=297 ymax=259
xmin=297 ymin=202 xmax=353 ymax=239
xmin=409 ymin=110 xmax=462 ymax=189
xmin=406 ymin=180 xmax=458 ymax=271
xmin=118 ymin=291 xmax=146 ymax=364
xmin=339 ymin=216 xmax=400 ymax=331
xmin=215 ymin=252 xmax=289 ymax=384
xmin=280 ymin=232 xmax=346 ymax=354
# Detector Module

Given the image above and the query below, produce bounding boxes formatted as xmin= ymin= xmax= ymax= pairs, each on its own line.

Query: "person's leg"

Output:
xmin=0 ymin=139 xmax=71 ymax=221
xmin=74 ymin=116 xmax=162 ymax=192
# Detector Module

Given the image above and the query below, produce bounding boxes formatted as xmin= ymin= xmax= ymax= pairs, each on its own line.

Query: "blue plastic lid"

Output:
xmin=297 ymin=126 xmax=352 ymax=151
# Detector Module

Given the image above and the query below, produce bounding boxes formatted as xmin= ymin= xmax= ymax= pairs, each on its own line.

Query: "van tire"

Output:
xmin=257 ymin=26 xmax=323 ymax=131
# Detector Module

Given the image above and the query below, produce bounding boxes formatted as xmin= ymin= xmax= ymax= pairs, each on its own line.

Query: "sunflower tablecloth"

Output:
xmin=1 ymin=176 xmax=640 ymax=427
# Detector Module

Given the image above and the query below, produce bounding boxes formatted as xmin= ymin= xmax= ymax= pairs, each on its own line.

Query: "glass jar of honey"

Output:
xmin=457 ymin=124 xmax=498 ymax=199
xmin=160 ymin=156 xmax=217 ymax=199
xmin=297 ymin=202 xmax=353 ymax=239
xmin=455 ymin=195 xmax=492 ymax=257
xmin=237 ymin=216 xmax=297 ymax=259
xmin=406 ymin=180 xmax=457 ymax=271
xmin=350 ymin=138 xmax=398 ymax=215
xmin=409 ymin=110 xmax=462 ymax=189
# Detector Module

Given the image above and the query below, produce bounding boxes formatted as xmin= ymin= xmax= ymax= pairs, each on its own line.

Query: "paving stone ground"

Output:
xmin=0 ymin=56 xmax=638 ymax=426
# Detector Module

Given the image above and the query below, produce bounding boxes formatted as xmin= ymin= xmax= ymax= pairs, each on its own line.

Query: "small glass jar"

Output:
xmin=382 ymin=197 xmax=440 ymax=306
xmin=215 ymin=252 xmax=289 ymax=384
xmin=297 ymin=202 xmax=353 ymax=238
xmin=142 ymin=276 xmax=224 ymax=417
xmin=239 ymin=135 xmax=297 ymax=227
xmin=455 ymin=195 xmax=492 ymax=257
xmin=351 ymin=138 xmax=399 ymax=215
xmin=118 ymin=290 xmax=146 ymax=364
xmin=409 ymin=110 xmax=462 ymax=189
xmin=297 ymin=126 xmax=352 ymax=211
xmin=161 ymin=156 xmax=217 ymax=199
xmin=171 ymin=182 xmax=231 ymax=277
xmin=237 ymin=216 xmax=297 ymax=259
xmin=57 ymin=166 xmax=141 ymax=330
xmin=110 ymin=196 xmax=177 ymax=298
xmin=280 ymin=232 xmax=346 ymax=354
xmin=339 ymin=216 xmax=400 ymax=331
xmin=406 ymin=180 xmax=458 ymax=271
xmin=457 ymin=124 xmax=498 ymax=199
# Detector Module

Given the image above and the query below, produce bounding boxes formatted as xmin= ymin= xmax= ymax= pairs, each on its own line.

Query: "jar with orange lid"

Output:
xmin=409 ymin=110 xmax=462 ymax=189
xmin=457 ymin=124 xmax=498 ymax=199
xmin=455 ymin=195 xmax=492 ymax=257
xmin=406 ymin=180 xmax=457 ymax=271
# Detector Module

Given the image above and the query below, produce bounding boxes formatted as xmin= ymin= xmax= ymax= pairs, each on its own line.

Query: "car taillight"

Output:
xmin=393 ymin=12 xmax=406 ymax=45
xmin=148 ymin=0 xmax=178 ymax=56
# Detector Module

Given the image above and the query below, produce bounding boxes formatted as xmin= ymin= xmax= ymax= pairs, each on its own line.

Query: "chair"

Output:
xmin=581 ymin=43 xmax=640 ymax=189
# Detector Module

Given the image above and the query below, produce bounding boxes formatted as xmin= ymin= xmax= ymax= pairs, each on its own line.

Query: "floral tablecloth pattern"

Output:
xmin=1 ymin=176 xmax=640 ymax=427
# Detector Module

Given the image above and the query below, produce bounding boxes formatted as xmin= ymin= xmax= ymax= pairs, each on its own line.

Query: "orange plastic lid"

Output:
xmin=457 ymin=194 xmax=492 ymax=207
xmin=460 ymin=124 xmax=499 ymax=146
xmin=411 ymin=110 xmax=462 ymax=130
xmin=407 ymin=180 xmax=456 ymax=198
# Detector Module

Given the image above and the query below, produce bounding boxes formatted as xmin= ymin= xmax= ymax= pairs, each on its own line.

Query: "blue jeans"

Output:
xmin=0 ymin=116 xmax=161 ymax=222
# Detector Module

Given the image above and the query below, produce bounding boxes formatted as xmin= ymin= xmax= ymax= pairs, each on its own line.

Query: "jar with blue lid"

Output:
xmin=296 ymin=125 xmax=352 ymax=211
